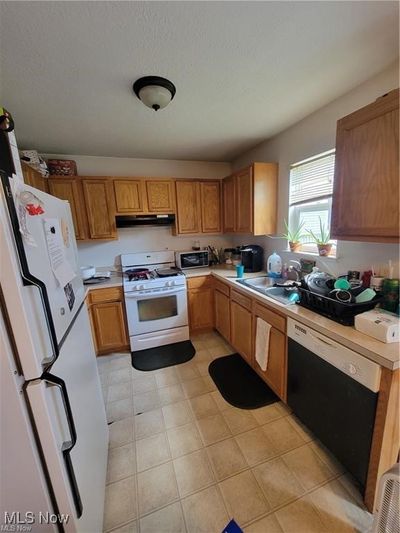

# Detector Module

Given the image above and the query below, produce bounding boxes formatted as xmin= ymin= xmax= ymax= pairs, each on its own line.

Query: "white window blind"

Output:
xmin=289 ymin=150 xmax=335 ymax=206
xmin=288 ymin=149 xmax=336 ymax=255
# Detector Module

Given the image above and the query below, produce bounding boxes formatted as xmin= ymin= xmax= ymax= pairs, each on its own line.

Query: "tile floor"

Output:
xmin=99 ymin=331 xmax=373 ymax=533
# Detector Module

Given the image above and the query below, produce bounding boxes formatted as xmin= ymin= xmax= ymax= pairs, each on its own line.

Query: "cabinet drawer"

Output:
xmin=254 ymin=302 xmax=286 ymax=333
xmin=88 ymin=286 xmax=123 ymax=304
xmin=214 ymin=278 xmax=230 ymax=297
xmin=187 ymin=275 xmax=213 ymax=290
xmin=231 ymin=289 xmax=252 ymax=311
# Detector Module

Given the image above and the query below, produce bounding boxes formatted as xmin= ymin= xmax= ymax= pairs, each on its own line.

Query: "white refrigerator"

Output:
xmin=0 ymin=167 xmax=108 ymax=531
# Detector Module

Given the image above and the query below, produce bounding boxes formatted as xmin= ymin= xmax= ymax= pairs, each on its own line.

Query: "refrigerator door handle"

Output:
xmin=42 ymin=372 xmax=83 ymax=518
xmin=1 ymin=171 xmax=60 ymax=368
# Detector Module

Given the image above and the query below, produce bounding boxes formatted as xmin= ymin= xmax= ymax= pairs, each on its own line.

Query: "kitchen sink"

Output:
xmin=236 ymin=276 xmax=298 ymax=305
xmin=237 ymin=276 xmax=282 ymax=289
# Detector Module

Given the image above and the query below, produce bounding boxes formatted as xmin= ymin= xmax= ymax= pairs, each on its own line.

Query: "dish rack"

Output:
xmin=297 ymin=287 xmax=383 ymax=326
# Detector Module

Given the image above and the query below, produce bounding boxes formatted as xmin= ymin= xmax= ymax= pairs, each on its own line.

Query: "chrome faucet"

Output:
xmin=288 ymin=260 xmax=302 ymax=282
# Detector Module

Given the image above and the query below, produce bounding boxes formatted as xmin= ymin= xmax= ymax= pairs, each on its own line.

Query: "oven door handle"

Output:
xmin=124 ymin=286 xmax=187 ymax=299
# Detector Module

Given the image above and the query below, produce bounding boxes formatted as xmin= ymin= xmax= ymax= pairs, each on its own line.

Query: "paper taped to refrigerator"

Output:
xmin=43 ymin=218 xmax=76 ymax=287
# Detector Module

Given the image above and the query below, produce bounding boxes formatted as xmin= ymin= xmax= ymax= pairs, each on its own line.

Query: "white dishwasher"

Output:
xmin=287 ymin=318 xmax=381 ymax=491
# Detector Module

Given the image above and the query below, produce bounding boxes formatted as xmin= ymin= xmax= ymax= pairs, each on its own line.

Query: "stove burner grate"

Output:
xmin=125 ymin=268 xmax=151 ymax=282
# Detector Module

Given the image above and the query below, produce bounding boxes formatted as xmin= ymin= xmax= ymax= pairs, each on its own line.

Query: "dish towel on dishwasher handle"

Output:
xmin=255 ymin=317 xmax=271 ymax=371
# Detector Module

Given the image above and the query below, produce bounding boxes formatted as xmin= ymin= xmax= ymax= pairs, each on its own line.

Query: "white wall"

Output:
xmin=42 ymin=154 xmax=231 ymax=179
xmin=232 ymin=61 xmax=399 ymax=277
xmin=78 ymin=227 xmax=234 ymax=268
xmin=41 ymin=155 xmax=232 ymax=267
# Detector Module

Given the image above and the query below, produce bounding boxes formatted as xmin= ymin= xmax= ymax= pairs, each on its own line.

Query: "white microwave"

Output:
xmin=175 ymin=250 xmax=209 ymax=270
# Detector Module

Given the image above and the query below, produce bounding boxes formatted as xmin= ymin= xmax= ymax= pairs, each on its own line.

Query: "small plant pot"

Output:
xmin=318 ymin=244 xmax=332 ymax=257
xmin=289 ymin=241 xmax=302 ymax=253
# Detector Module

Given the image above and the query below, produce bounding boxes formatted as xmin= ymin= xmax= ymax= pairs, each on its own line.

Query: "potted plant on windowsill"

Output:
xmin=283 ymin=219 xmax=305 ymax=253
xmin=307 ymin=218 xmax=332 ymax=256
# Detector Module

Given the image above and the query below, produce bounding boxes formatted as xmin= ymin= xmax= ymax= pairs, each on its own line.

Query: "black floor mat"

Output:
xmin=208 ymin=353 xmax=279 ymax=409
xmin=131 ymin=340 xmax=195 ymax=371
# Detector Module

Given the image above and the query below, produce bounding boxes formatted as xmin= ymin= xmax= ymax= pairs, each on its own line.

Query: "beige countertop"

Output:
xmin=184 ymin=266 xmax=400 ymax=371
xmin=83 ymin=271 xmax=123 ymax=297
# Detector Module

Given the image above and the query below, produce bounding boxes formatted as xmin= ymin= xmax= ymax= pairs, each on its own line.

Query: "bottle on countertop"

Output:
xmin=267 ymin=252 xmax=282 ymax=278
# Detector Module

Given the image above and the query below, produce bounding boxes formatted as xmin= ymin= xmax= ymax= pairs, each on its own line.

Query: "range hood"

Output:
xmin=116 ymin=214 xmax=175 ymax=227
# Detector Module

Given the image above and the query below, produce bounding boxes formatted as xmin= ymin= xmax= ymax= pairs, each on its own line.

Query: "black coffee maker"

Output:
xmin=240 ymin=245 xmax=264 ymax=273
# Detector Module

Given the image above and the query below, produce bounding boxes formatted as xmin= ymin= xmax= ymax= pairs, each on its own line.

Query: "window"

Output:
xmin=288 ymin=149 xmax=336 ymax=256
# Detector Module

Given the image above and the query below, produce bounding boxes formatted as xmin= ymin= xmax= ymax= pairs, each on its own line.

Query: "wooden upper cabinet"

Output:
xmin=82 ymin=179 xmax=117 ymax=239
xmin=175 ymin=181 xmax=201 ymax=234
xmin=48 ymin=178 xmax=88 ymax=240
xmin=200 ymin=181 xmax=221 ymax=233
xmin=331 ymin=88 xmax=399 ymax=242
xmin=235 ymin=167 xmax=253 ymax=233
xmin=146 ymin=180 xmax=175 ymax=213
xmin=223 ymin=162 xmax=278 ymax=235
xmin=114 ymin=179 xmax=145 ymax=214
xmin=175 ymin=179 xmax=221 ymax=235
xmin=22 ymin=162 xmax=48 ymax=193
xmin=223 ymin=175 xmax=235 ymax=232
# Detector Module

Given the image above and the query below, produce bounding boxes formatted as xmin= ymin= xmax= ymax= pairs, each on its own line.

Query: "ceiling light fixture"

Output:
xmin=133 ymin=76 xmax=176 ymax=111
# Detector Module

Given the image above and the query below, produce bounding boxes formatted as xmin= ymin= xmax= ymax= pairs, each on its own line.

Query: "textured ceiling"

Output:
xmin=0 ymin=1 xmax=398 ymax=161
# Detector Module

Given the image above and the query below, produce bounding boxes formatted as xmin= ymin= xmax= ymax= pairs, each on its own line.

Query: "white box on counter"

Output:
xmin=355 ymin=309 xmax=400 ymax=343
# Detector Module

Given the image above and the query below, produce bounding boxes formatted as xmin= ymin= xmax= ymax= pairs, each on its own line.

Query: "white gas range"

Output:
xmin=121 ymin=251 xmax=189 ymax=352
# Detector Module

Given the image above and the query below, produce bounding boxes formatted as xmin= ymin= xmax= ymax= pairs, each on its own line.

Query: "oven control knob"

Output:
xmin=139 ymin=284 xmax=145 ymax=291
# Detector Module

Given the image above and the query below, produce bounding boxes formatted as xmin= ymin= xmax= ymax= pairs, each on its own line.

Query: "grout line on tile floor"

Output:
xmin=100 ymin=340 xmax=370 ymax=532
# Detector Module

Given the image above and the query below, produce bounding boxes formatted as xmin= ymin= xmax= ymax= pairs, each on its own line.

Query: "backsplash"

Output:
xmin=77 ymin=226 xmax=234 ymax=268
xmin=232 ymin=234 xmax=400 ymax=278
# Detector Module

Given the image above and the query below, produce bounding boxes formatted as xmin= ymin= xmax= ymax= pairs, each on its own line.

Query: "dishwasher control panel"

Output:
xmin=287 ymin=318 xmax=381 ymax=392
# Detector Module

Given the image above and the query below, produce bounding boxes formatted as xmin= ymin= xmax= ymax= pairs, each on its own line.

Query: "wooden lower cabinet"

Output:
xmin=230 ymin=300 xmax=252 ymax=364
xmin=87 ymin=287 xmax=129 ymax=355
xmin=256 ymin=326 xmax=286 ymax=400
xmin=253 ymin=302 xmax=287 ymax=400
xmin=217 ymin=283 xmax=287 ymax=400
xmin=214 ymin=289 xmax=231 ymax=342
xmin=187 ymin=276 xmax=214 ymax=332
